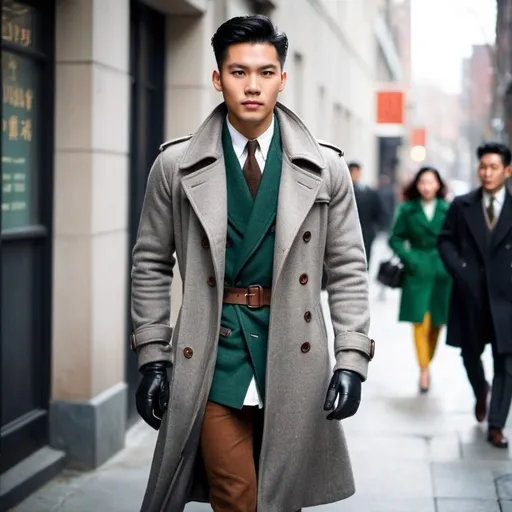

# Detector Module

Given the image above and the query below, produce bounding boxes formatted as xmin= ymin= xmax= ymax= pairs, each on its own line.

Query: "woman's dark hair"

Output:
xmin=403 ymin=166 xmax=447 ymax=201
xmin=211 ymin=15 xmax=288 ymax=70
xmin=476 ymin=142 xmax=512 ymax=167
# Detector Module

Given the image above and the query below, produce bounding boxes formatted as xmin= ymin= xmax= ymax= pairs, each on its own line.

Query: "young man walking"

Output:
xmin=131 ymin=15 xmax=374 ymax=512
xmin=438 ymin=142 xmax=512 ymax=448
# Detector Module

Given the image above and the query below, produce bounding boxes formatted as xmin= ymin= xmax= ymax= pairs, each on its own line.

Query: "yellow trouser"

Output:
xmin=413 ymin=312 xmax=441 ymax=369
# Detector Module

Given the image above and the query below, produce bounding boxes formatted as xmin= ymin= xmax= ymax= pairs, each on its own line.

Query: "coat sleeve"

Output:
xmin=130 ymin=152 xmax=175 ymax=369
xmin=437 ymin=199 xmax=465 ymax=283
xmin=388 ymin=204 xmax=418 ymax=271
xmin=324 ymin=156 xmax=374 ymax=381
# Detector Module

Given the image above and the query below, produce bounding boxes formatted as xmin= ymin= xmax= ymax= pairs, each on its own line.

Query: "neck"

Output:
xmin=227 ymin=112 xmax=273 ymax=140
xmin=484 ymin=185 xmax=504 ymax=196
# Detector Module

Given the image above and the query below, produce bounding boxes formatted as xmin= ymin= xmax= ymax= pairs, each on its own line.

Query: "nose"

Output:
xmin=245 ymin=74 xmax=261 ymax=95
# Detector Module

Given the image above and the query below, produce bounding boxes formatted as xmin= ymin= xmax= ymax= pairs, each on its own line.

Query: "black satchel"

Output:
xmin=377 ymin=257 xmax=404 ymax=288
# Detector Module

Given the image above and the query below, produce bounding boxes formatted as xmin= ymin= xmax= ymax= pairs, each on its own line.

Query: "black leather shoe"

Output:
xmin=488 ymin=428 xmax=509 ymax=449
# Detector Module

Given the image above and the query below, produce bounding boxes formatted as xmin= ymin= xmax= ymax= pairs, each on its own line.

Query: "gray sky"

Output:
xmin=411 ymin=0 xmax=496 ymax=94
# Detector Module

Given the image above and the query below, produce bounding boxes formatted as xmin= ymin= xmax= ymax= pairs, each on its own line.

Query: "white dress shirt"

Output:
xmin=421 ymin=199 xmax=436 ymax=221
xmin=225 ymin=115 xmax=275 ymax=408
xmin=483 ymin=186 xmax=506 ymax=222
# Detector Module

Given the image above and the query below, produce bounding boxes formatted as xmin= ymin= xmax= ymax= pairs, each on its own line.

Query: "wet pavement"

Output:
xmin=12 ymin=239 xmax=511 ymax=511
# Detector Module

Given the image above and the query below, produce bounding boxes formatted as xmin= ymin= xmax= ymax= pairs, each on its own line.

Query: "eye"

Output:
xmin=262 ymin=70 xmax=275 ymax=76
xmin=232 ymin=70 xmax=245 ymax=77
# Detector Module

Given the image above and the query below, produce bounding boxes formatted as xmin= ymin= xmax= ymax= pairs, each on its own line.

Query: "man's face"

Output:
xmin=478 ymin=153 xmax=511 ymax=194
xmin=350 ymin=167 xmax=361 ymax=183
xmin=212 ymin=43 xmax=286 ymax=131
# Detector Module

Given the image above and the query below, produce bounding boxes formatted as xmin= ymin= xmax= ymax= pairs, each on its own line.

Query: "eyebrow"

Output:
xmin=227 ymin=63 xmax=279 ymax=71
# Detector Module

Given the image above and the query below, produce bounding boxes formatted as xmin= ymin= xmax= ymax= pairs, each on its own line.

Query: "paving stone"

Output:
xmin=500 ymin=502 xmax=512 ymax=512
xmin=496 ymin=473 xmax=512 ymax=500
xmin=348 ymin=435 xmax=429 ymax=460
xmin=351 ymin=456 xmax=433 ymax=498
xmin=431 ymin=462 xmax=498 ymax=499
xmin=429 ymin=435 xmax=461 ymax=461
xmin=435 ymin=498 xmax=500 ymax=512
xmin=311 ymin=496 xmax=435 ymax=512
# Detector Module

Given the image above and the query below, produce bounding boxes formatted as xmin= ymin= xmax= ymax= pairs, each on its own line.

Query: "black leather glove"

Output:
xmin=136 ymin=362 xmax=170 ymax=430
xmin=323 ymin=369 xmax=362 ymax=420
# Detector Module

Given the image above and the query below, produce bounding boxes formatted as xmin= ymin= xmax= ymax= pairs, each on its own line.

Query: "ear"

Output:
xmin=506 ymin=165 xmax=512 ymax=178
xmin=212 ymin=70 xmax=222 ymax=92
xmin=279 ymin=71 xmax=287 ymax=93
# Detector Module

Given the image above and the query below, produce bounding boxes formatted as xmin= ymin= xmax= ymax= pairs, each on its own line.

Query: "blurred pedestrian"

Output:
xmin=130 ymin=14 xmax=374 ymax=512
xmin=349 ymin=161 xmax=387 ymax=267
xmin=377 ymin=173 xmax=397 ymax=233
xmin=438 ymin=142 xmax=512 ymax=449
xmin=389 ymin=166 xmax=452 ymax=393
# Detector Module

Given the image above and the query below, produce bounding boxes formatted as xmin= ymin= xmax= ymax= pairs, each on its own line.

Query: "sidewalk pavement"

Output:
xmin=12 ymin=239 xmax=512 ymax=512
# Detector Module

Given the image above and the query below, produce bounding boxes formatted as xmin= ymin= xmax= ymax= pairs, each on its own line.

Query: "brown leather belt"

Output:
xmin=223 ymin=285 xmax=271 ymax=308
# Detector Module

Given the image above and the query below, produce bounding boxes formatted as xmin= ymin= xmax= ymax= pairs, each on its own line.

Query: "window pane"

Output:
xmin=2 ymin=51 xmax=41 ymax=230
xmin=2 ymin=1 xmax=41 ymax=51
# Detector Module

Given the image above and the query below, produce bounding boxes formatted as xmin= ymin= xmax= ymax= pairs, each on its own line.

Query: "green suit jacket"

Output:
xmin=389 ymin=199 xmax=452 ymax=326
xmin=208 ymin=118 xmax=282 ymax=409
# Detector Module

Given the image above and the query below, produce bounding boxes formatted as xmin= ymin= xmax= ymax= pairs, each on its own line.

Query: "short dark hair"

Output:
xmin=211 ymin=15 xmax=288 ymax=70
xmin=403 ymin=166 xmax=447 ymax=201
xmin=476 ymin=142 xmax=512 ymax=167
xmin=347 ymin=162 xmax=361 ymax=171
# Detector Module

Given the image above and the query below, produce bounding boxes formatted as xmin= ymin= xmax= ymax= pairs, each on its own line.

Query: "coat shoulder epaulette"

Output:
xmin=317 ymin=140 xmax=344 ymax=157
xmin=159 ymin=134 xmax=193 ymax=152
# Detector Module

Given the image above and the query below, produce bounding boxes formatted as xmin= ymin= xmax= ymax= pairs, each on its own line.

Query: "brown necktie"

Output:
xmin=487 ymin=195 xmax=495 ymax=225
xmin=242 ymin=139 xmax=261 ymax=198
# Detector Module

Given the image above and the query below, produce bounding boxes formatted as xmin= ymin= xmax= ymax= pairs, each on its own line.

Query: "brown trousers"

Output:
xmin=201 ymin=400 xmax=263 ymax=512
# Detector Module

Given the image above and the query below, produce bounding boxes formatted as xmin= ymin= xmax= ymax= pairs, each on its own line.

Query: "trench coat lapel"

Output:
xmin=461 ymin=189 xmax=487 ymax=258
xmin=234 ymin=121 xmax=282 ymax=277
xmin=179 ymin=105 xmax=228 ymax=287
xmin=271 ymin=104 xmax=324 ymax=289
xmin=492 ymin=189 xmax=512 ymax=249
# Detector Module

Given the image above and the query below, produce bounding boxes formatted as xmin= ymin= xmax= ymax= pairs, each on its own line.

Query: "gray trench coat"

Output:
xmin=131 ymin=102 xmax=374 ymax=512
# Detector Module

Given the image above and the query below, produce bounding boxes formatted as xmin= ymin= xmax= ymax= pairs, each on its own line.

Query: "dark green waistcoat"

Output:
xmin=208 ymin=118 xmax=282 ymax=409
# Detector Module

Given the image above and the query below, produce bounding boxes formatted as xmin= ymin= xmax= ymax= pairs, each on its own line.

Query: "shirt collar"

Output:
xmin=226 ymin=115 xmax=275 ymax=161
xmin=484 ymin=186 xmax=506 ymax=206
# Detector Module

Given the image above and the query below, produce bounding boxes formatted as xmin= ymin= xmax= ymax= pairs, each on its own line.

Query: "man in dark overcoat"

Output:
xmin=130 ymin=15 xmax=375 ymax=512
xmin=348 ymin=161 xmax=386 ymax=267
xmin=438 ymin=142 xmax=512 ymax=448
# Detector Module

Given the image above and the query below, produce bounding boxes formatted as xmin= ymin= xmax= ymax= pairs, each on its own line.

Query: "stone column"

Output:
xmin=50 ymin=0 xmax=130 ymax=468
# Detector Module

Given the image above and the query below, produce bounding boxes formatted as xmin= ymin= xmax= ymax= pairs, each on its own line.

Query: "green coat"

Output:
xmin=389 ymin=199 xmax=452 ymax=326
xmin=208 ymin=119 xmax=282 ymax=409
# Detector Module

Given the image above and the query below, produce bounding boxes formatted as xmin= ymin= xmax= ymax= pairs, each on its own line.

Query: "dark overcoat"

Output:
xmin=438 ymin=188 xmax=512 ymax=355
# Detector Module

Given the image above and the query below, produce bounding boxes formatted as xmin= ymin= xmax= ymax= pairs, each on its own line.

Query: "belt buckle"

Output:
xmin=246 ymin=284 xmax=263 ymax=309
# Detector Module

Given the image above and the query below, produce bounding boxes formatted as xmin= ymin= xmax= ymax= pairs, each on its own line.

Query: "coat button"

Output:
xmin=301 ymin=342 xmax=311 ymax=353
xmin=207 ymin=276 xmax=216 ymax=287
xmin=303 ymin=231 xmax=312 ymax=243
xmin=299 ymin=273 xmax=309 ymax=285
xmin=304 ymin=311 xmax=312 ymax=322
xmin=201 ymin=237 xmax=210 ymax=249
xmin=183 ymin=347 xmax=194 ymax=359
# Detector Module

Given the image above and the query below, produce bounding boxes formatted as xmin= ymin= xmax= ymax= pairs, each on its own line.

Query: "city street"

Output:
xmin=12 ymin=240 xmax=511 ymax=512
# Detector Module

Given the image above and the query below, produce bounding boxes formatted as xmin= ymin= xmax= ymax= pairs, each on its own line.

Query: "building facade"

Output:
xmin=1 ymin=0 xmax=381 ymax=506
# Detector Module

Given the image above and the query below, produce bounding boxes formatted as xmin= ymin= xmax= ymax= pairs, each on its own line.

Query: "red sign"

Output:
xmin=376 ymin=91 xmax=404 ymax=124
xmin=411 ymin=128 xmax=426 ymax=146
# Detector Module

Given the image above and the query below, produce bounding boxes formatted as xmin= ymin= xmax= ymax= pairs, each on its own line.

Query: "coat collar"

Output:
xmin=460 ymin=187 xmax=512 ymax=252
xmin=179 ymin=102 xmax=326 ymax=172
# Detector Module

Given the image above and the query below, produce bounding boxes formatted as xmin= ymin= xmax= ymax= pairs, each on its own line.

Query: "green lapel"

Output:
xmin=412 ymin=198 xmax=446 ymax=234
xmin=223 ymin=121 xmax=253 ymax=234
xmin=233 ymin=119 xmax=282 ymax=277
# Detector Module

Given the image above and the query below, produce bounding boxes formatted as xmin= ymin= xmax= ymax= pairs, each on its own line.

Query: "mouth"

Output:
xmin=242 ymin=101 xmax=263 ymax=109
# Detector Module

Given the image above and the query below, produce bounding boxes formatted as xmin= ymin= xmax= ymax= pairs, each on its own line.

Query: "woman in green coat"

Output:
xmin=389 ymin=167 xmax=452 ymax=393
